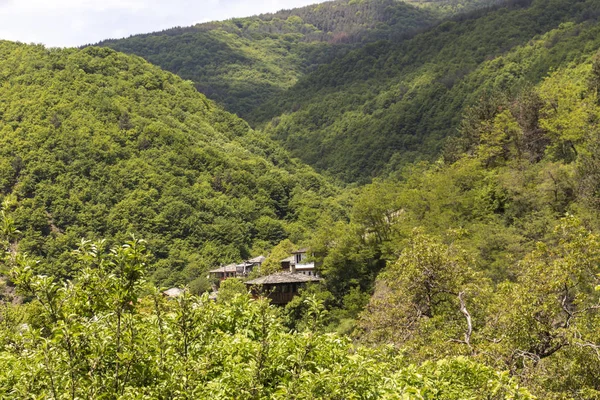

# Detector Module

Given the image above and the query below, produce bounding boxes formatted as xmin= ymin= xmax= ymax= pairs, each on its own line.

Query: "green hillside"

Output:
xmin=0 ymin=41 xmax=339 ymax=288
xmin=405 ymin=0 xmax=503 ymax=14
xmin=95 ymin=0 xmax=440 ymax=119
xmin=257 ymin=0 xmax=600 ymax=182
xmin=306 ymin=48 xmax=600 ymax=398
xmin=2 ymin=1 xmax=600 ymax=397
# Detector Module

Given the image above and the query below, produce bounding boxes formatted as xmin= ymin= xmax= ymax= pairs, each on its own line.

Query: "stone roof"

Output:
xmin=245 ymin=272 xmax=321 ymax=286
xmin=236 ymin=262 xmax=252 ymax=268
xmin=291 ymin=248 xmax=309 ymax=254
xmin=247 ymin=255 xmax=266 ymax=264
xmin=163 ymin=288 xmax=184 ymax=297
xmin=280 ymin=255 xmax=295 ymax=263
xmin=209 ymin=263 xmax=238 ymax=273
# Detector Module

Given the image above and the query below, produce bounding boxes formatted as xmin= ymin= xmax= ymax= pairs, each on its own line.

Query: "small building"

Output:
xmin=210 ymin=255 xmax=266 ymax=280
xmin=245 ymin=272 xmax=321 ymax=305
xmin=292 ymin=248 xmax=318 ymax=277
xmin=209 ymin=263 xmax=238 ymax=281
xmin=280 ymin=248 xmax=319 ymax=277
xmin=236 ymin=255 xmax=266 ymax=277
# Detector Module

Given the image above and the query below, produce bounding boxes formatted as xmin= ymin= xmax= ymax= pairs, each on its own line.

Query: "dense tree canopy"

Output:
xmin=258 ymin=0 xmax=600 ymax=182
xmin=0 ymin=41 xmax=341 ymax=287
xmin=95 ymin=0 xmax=442 ymax=120
xmin=3 ymin=0 xmax=600 ymax=397
xmin=300 ymin=49 xmax=600 ymax=398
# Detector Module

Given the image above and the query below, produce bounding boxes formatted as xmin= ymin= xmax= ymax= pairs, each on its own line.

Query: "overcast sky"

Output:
xmin=0 ymin=0 xmax=328 ymax=48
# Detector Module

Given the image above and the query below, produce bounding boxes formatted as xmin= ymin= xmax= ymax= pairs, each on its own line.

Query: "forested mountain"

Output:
xmin=0 ymin=41 xmax=340 ymax=289
xmin=258 ymin=0 xmax=600 ymax=182
xmin=95 ymin=0 xmax=441 ymax=119
xmin=0 ymin=39 xmax=537 ymax=400
xmin=2 ymin=0 xmax=600 ymax=397
xmin=92 ymin=0 xmax=600 ymax=184
xmin=305 ymin=47 xmax=600 ymax=397
xmin=405 ymin=0 xmax=503 ymax=14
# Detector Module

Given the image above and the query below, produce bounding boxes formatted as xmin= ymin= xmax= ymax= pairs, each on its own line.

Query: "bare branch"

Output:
xmin=458 ymin=291 xmax=473 ymax=349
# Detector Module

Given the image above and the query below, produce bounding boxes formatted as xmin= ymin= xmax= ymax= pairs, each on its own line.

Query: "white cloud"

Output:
xmin=0 ymin=0 xmax=328 ymax=47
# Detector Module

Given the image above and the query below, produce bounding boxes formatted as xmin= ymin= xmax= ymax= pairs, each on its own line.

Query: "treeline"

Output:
xmin=405 ymin=0 xmax=505 ymax=14
xmin=93 ymin=0 xmax=443 ymax=119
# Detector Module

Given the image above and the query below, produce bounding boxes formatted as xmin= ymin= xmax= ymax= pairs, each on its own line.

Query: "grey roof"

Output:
xmin=163 ymin=288 xmax=184 ymax=297
xmin=245 ymin=272 xmax=321 ymax=285
xmin=291 ymin=248 xmax=309 ymax=254
xmin=280 ymin=255 xmax=295 ymax=263
xmin=247 ymin=255 xmax=266 ymax=264
xmin=209 ymin=263 xmax=238 ymax=273
xmin=236 ymin=262 xmax=252 ymax=268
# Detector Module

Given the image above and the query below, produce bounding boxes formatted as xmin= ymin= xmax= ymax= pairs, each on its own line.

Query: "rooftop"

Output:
xmin=291 ymin=248 xmax=309 ymax=254
xmin=209 ymin=263 xmax=238 ymax=273
xmin=163 ymin=288 xmax=184 ymax=298
xmin=280 ymin=255 xmax=295 ymax=263
xmin=245 ymin=272 xmax=321 ymax=285
xmin=247 ymin=255 xmax=266 ymax=264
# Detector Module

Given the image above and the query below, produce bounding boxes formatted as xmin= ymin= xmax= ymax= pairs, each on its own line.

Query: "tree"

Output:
xmin=481 ymin=217 xmax=600 ymax=396
xmin=356 ymin=230 xmax=482 ymax=358
xmin=253 ymin=239 xmax=296 ymax=277
xmin=217 ymin=278 xmax=248 ymax=303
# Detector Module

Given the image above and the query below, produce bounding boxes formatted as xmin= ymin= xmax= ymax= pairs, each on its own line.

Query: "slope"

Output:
xmin=257 ymin=0 xmax=600 ymax=182
xmin=404 ymin=0 xmax=504 ymax=15
xmin=95 ymin=0 xmax=440 ymax=119
xmin=0 ymin=41 xmax=339 ymax=288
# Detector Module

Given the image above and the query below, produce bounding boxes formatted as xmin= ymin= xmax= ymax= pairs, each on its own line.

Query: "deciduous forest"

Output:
xmin=2 ymin=0 xmax=600 ymax=398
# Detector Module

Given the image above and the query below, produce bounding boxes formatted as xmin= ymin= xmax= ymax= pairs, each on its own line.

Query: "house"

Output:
xmin=209 ymin=263 xmax=238 ymax=281
xmin=292 ymin=248 xmax=318 ymax=277
xmin=281 ymin=248 xmax=319 ymax=277
xmin=244 ymin=272 xmax=321 ymax=305
xmin=236 ymin=255 xmax=266 ymax=277
xmin=210 ymin=255 xmax=266 ymax=280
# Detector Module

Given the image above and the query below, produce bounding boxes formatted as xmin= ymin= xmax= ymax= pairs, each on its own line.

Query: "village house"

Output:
xmin=281 ymin=248 xmax=319 ymax=277
xmin=244 ymin=272 xmax=321 ymax=305
xmin=209 ymin=255 xmax=266 ymax=281
xmin=244 ymin=248 xmax=322 ymax=305
xmin=236 ymin=255 xmax=266 ymax=277
xmin=209 ymin=263 xmax=238 ymax=281
xmin=209 ymin=249 xmax=320 ymax=305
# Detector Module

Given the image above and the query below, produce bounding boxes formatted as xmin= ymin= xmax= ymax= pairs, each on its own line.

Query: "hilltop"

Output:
xmin=94 ymin=0 xmax=441 ymax=119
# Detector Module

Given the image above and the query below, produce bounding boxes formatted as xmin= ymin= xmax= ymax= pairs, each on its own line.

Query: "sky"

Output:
xmin=0 ymin=0 xmax=328 ymax=48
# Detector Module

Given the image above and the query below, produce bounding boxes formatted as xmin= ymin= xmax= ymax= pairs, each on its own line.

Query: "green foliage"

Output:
xmin=2 ymin=2 xmax=600 ymax=398
xmin=252 ymin=238 xmax=296 ymax=277
xmin=405 ymin=0 xmax=504 ymax=15
xmin=0 ymin=241 xmax=532 ymax=398
xmin=0 ymin=42 xmax=340 ymax=286
xmin=217 ymin=278 xmax=248 ymax=303
xmin=342 ymin=52 xmax=600 ymax=398
xmin=95 ymin=0 xmax=440 ymax=120
xmin=258 ymin=0 xmax=600 ymax=182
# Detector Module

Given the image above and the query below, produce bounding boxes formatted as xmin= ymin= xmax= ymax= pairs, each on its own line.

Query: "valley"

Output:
xmin=1 ymin=0 xmax=600 ymax=398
